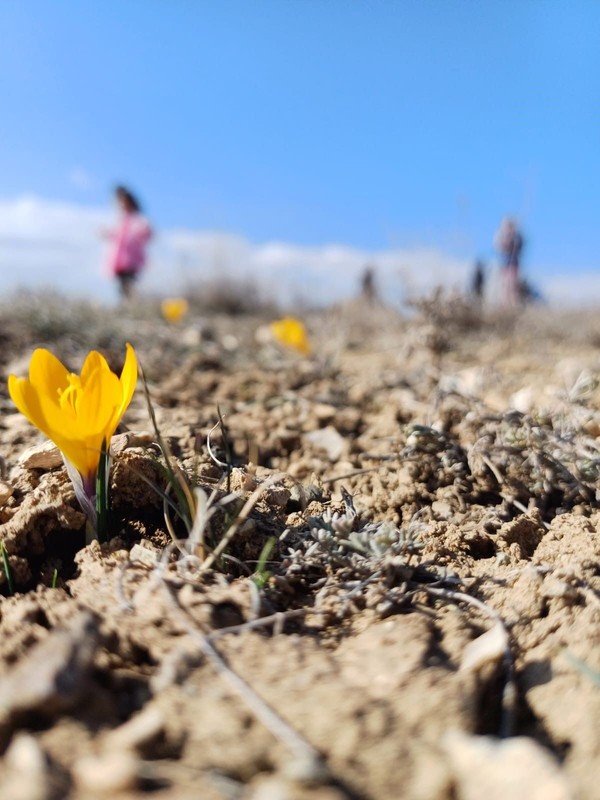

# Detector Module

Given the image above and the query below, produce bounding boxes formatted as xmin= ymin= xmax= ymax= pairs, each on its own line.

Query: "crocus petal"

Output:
xmin=75 ymin=368 xmax=121 ymax=475
xmin=8 ymin=376 xmax=65 ymax=443
xmin=271 ymin=318 xmax=311 ymax=356
xmin=101 ymin=344 xmax=137 ymax=444
xmin=77 ymin=368 xmax=121 ymax=434
xmin=28 ymin=349 xmax=69 ymax=396
xmin=117 ymin=343 xmax=138 ymax=420
xmin=8 ymin=374 xmax=46 ymax=432
xmin=8 ymin=375 xmax=93 ymax=476
xmin=60 ymin=435 xmax=100 ymax=480
xmin=80 ymin=350 xmax=111 ymax=386
xmin=162 ymin=298 xmax=189 ymax=323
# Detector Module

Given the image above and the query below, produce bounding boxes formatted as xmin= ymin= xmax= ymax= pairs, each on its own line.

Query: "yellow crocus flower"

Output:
xmin=270 ymin=317 xmax=311 ymax=356
xmin=161 ymin=297 xmax=189 ymax=323
xmin=8 ymin=344 xmax=138 ymax=485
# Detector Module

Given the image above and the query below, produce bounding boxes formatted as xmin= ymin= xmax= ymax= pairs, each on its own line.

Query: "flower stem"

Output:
xmin=1 ymin=542 xmax=14 ymax=595
xmin=95 ymin=440 xmax=109 ymax=544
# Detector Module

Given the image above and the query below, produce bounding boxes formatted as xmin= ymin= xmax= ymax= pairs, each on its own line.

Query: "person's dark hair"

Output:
xmin=115 ymin=185 xmax=141 ymax=213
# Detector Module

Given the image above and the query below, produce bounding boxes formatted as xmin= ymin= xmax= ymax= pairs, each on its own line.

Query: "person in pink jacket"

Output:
xmin=103 ymin=186 xmax=152 ymax=300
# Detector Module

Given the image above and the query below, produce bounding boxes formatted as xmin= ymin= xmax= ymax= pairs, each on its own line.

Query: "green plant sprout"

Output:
xmin=1 ymin=542 xmax=14 ymax=596
xmin=253 ymin=536 xmax=277 ymax=590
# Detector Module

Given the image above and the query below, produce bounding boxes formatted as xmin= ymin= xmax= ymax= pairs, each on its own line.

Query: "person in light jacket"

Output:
xmin=103 ymin=186 xmax=152 ymax=301
xmin=494 ymin=217 xmax=524 ymax=307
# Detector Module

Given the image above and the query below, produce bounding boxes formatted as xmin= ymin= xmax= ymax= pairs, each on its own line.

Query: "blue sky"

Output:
xmin=1 ymin=0 xmax=599 ymax=293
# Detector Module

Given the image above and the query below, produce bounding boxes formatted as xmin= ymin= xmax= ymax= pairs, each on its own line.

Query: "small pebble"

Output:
xmin=72 ymin=752 xmax=138 ymax=793
xmin=0 ymin=480 xmax=14 ymax=505
xmin=104 ymin=705 xmax=165 ymax=751
xmin=18 ymin=441 xmax=62 ymax=470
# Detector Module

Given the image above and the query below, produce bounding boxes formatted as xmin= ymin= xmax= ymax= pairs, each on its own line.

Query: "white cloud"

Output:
xmin=0 ymin=195 xmax=109 ymax=296
xmin=0 ymin=194 xmax=595 ymax=308
xmin=543 ymin=272 xmax=600 ymax=308
xmin=150 ymin=229 xmax=472 ymax=307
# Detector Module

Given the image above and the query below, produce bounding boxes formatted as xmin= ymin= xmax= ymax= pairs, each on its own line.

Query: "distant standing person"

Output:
xmin=494 ymin=217 xmax=524 ymax=306
xmin=102 ymin=186 xmax=152 ymax=301
xmin=471 ymin=259 xmax=486 ymax=302
xmin=360 ymin=265 xmax=378 ymax=303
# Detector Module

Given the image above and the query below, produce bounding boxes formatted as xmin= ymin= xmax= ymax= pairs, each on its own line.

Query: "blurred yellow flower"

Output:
xmin=8 ymin=344 xmax=138 ymax=484
xmin=270 ymin=317 xmax=311 ymax=356
xmin=161 ymin=297 xmax=189 ymax=323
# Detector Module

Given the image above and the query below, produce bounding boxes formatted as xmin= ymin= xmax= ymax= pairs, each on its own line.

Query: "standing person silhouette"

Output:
xmin=102 ymin=186 xmax=152 ymax=301
xmin=494 ymin=217 xmax=524 ymax=307
xmin=360 ymin=265 xmax=378 ymax=303
xmin=471 ymin=259 xmax=486 ymax=303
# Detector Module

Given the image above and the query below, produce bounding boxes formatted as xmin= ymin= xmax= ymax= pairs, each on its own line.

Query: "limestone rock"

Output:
xmin=445 ymin=732 xmax=573 ymax=800
xmin=18 ymin=441 xmax=62 ymax=470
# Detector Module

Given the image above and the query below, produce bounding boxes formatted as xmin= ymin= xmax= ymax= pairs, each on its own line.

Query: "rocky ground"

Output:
xmin=0 ymin=291 xmax=599 ymax=800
